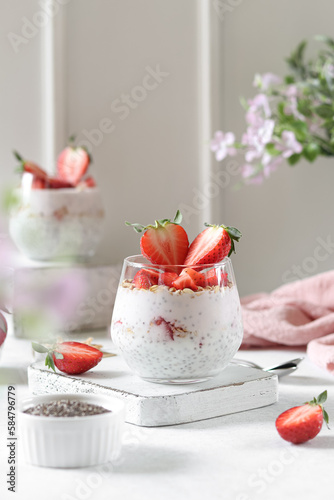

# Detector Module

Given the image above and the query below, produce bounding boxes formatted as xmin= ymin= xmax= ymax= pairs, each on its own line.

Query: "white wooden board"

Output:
xmin=28 ymin=356 xmax=278 ymax=427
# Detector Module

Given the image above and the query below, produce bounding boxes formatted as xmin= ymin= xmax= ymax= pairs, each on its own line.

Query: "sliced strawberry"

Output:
xmin=202 ymin=269 xmax=228 ymax=287
xmin=32 ymin=341 xmax=103 ymax=375
xmin=275 ymin=391 xmax=329 ymax=444
xmin=30 ymin=176 xmax=47 ymax=189
xmin=45 ymin=177 xmax=74 ymax=189
xmin=172 ymin=272 xmax=198 ymax=291
xmin=133 ymin=269 xmax=159 ymax=289
xmin=180 ymin=268 xmax=205 ymax=287
xmin=126 ymin=210 xmax=189 ymax=266
xmin=14 ymin=151 xmax=48 ymax=180
xmin=154 ymin=317 xmax=174 ymax=340
xmin=57 ymin=145 xmax=90 ymax=186
xmin=159 ymin=272 xmax=179 ymax=287
xmin=77 ymin=176 xmax=96 ymax=188
xmin=184 ymin=224 xmax=241 ymax=266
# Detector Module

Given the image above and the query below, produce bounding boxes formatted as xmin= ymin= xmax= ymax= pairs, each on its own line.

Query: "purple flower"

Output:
xmin=253 ymin=73 xmax=282 ymax=90
xmin=276 ymin=131 xmax=303 ymax=158
xmin=210 ymin=131 xmax=236 ymax=161
xmin=261 ymin=152 xmax=283 ymax=177
xmin=243 ymin=119 xmax=275 ymax=162
xmin=247 ymin=94 xmax=271 ymax=118
xmin=241 ymin=164 xmax=264 ymax=185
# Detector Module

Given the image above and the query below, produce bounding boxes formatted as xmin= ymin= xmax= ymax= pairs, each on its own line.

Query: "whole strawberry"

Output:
xmin=275 ymin=391 xmax=329 ymax=444
xmin=126 ymin=210 xmax=189 ymax=266
xmin=184 ymin=223 xmax=241 ymax=266
xmin=32 ymin=341 xmax=103 ymax=375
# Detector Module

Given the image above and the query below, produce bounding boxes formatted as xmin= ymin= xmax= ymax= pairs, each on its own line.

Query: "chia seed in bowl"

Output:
xmin=23 ymin=399 xmax=111 ymax=418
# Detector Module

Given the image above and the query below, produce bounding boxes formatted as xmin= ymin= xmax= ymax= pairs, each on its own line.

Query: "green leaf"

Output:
xmin=315 ymin=104 xmax=334 ymax=119
xmin=323 ymin=409 xmax=330 ymax=426
xmin=315 ymin=34 xmax=334 ymax=50
xmin=125 ymin=221 xmax=145 ymax=233
xmin=265 ymin=143 xmax=281 ymax=156
xmin=173 ymin=210 xmax=182 ymax=225
xmin=53 ymin=351 xmax=64 ymax=360
xmin=32 ymin=342 xmax=49 ymax=354
xmin=303 ymin=143 xmax=320 ymax=162
xmin=226 ymin=226 xmax=242 ymax=241
xmin=285 ymin=75 xmax=295 ymax=84
xmin=317 ymin=390 xmax=328 ymax=404
xmin=297 ymin=99 xmax=313 ymax=117
xmin=288 ymin=153 xmax=302 ymax=166
xmin=45 ymin=353 xmax=56 ymax=372
xmin=13 ymin=150 xmax=23 ymax=162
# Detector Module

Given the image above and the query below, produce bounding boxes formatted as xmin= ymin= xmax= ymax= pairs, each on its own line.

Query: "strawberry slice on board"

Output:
xmin=126 ymin=210 xmax=189 ymax=266
xmin=184 ymin=224 xmax=241 ymax=266
xmin=57 ymin=139 xmax=91 ymax=186
xmin=275 ymin=391 xmax=329 ymax=444
xmin=32 ymin=341 xmax=103 ymax=375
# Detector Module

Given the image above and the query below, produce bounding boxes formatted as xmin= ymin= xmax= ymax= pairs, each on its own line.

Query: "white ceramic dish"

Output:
xmin=18 ymin=393 xmax=125 ymax=468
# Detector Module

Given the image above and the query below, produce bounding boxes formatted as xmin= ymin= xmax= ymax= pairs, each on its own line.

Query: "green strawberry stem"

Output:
xmin=305 ymin=390 xmax=330 ymax=428
xmin=126 ymin=209 xmax=183 ymax=233
xmin=204 ymin=223 xmax=242 ymax=256
xmin=32 ymin=342 xmax=64 ymax=373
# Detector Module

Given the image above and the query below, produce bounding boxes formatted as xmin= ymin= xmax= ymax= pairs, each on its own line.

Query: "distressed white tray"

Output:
xmin=28 ymin=357 xmax=278 ymax=427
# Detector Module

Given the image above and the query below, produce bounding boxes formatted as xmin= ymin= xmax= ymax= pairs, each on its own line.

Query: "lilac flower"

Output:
xmin=261 ymin=152 xmax=283 ymax=177
xmin=210 ymin=131 xmax=237 ymax=161
xmin=253 ymin=73 xmax=282 ymax=90
xmin=276 ymin=131 xmax=303 ymax=158
xmin=247 ymin=94 xmax=271 ymax=119
xmin=243 ymin=119 xmax=275 ymax=162
xmin=241 ymin=164 xmax=264 ymax=185
xmin=283 ymin=85 xmax=305 ymax=121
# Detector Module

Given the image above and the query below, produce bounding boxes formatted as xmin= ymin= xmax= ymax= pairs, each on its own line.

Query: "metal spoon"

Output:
xmin=231 ymin=357 xmax=304 ymax=378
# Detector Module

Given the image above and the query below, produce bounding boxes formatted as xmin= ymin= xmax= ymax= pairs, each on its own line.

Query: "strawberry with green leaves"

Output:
xmin=126 ymin=210 xmax=189 ymax=266
xmin=32 ymin=341 xmax=103 ymax=375
xmin=14 ymin=151 xmax=73 ymax=189
xmin=184 ymin=223 xmax=241 ymax=266
xmin=275 ymin=390 xmax=329 ymax=444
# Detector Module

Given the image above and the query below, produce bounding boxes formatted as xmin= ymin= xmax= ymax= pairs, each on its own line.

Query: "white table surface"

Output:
xmin=1 ymin=323 xmax=333 ymax=500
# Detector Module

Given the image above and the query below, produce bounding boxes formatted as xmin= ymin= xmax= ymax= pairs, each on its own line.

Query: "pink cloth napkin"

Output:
xmin=240 ymin=270 xmax=334 ymax=374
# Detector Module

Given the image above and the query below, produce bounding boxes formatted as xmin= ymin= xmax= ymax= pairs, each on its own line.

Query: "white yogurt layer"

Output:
xmin=9 ymin=188 xmax=104 ymax=260
xmin=111 ymin=284 xmax=243 ymax=382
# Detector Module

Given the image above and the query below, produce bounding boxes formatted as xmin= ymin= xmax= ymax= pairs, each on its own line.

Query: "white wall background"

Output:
xmin=1 ymin=0 xmax=334 ymax=297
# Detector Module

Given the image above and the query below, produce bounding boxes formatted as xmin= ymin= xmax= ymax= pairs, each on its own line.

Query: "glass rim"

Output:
xmin=123 ymin=254 xmax=231 ymax=270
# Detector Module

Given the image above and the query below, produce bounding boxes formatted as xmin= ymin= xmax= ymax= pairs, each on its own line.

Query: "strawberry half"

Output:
xmin=133 ymin=269 xmax=159 ymax=289
xmin=275 ymin=391 xmax=329 ymax=444
xmin=57 ymin=143 xmax=90 ymax=186
xmin=184 ymin=224 xmax=241 ymax=266
xmin=126 ymin=210 xmax=189 ymax=266
xmin=32 ymin=341 xmax=103 ymax=375
xmin=158 ymin=272 xmax=179 ymax=287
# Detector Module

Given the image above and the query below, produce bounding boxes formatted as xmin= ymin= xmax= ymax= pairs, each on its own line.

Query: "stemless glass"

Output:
xmin=111 ymin=255 xmax=243 ymax=384
xmin=9 ymin=181 xmax=104 ymax=261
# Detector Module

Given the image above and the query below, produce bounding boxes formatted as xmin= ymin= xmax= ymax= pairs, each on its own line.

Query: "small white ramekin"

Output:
xmin=18 ymin=393 xmax=125 ymax=468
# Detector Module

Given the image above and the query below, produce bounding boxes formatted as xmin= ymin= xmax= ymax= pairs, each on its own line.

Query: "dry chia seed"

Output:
xmin=23 ymin=400 xmax=111 ymax=417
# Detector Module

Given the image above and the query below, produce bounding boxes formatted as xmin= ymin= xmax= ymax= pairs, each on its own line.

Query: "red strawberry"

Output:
xmin=31 ymin=176 xmax=47 ymax=189
xmin=184 ymin=224 xmax=241 ymax=266
xmin=57 ymin=145 xmax=90 ymax=186
xmin=126 ymin=210 xmax=189 ymax=266
xmin=45 ymin=177 xmax=74 ymax=189
xmin=180 ymin=268 xmax=205 ymax=287
xmin=133 ymin=269 xmax=159 ymax=289
xmin=275 ymin=391 xmax=329 ymax=444
xmin=202 ymin=269 xmax=229 ymax=287
xmin=32 ymin=341 xmax=103 ymax=375
xmin=77 ymin=176 xmax=96 ymax=188
xmin=14 ymin=151 xmax=48 ymax=180
xmin=159 ymin=272 xmax=179 ymax=287
xmin=172 ymin=272 xmax=198 ymax=291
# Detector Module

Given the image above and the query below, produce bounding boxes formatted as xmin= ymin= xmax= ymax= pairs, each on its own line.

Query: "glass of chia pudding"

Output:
xmin=9 ymin=186 xmax=105 ymax=261
xmin=111 ymin=255 xmax=243 ymax=384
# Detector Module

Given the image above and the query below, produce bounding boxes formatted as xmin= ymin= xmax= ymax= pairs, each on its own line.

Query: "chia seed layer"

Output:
xmin=23 ymin=400 xmax=111 ymax=417
xmin=111 ymin=281 xmax=243 ymax=381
